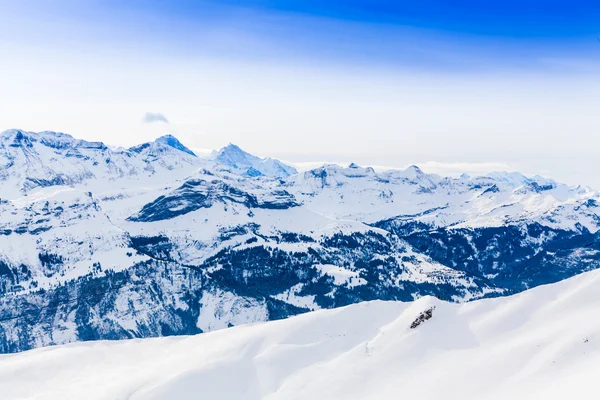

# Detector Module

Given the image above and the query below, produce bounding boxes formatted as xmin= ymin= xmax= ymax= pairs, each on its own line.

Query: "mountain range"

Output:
xmin=1 ymin=129 xmax=600 ymax=353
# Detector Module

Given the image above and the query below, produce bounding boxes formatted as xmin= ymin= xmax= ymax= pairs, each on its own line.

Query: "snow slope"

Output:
xmin=1 ymin=269 xmax=599 ymax=400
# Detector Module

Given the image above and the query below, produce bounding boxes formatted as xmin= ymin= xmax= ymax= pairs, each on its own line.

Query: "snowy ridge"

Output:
xmin=0 ymin=129 xmax=203 ymax=199
xmin=1 ymin=269 xmax=599 ymax=400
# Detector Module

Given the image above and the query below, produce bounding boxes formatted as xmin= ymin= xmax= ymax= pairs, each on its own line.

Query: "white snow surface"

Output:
xmin=2 ymin=269 xmax=599 ymax=400
xmin=315 ymin=263 xmax=367 ymax=286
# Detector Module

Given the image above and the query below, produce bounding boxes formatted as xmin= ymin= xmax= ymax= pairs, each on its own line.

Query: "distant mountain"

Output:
xmin=153 ymin=134 xmax=197 ymax=157
xmin=0 ymin=129 xmax=202 ymax=199
xmin=210 ymin=143 xmax=297 ymax=178
xmin=1 ymin=129 xmax=600 ymax=353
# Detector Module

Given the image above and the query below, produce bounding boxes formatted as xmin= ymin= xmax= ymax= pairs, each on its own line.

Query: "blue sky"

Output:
xmin=158 ymin=0 xmax=600 ymax=38
xmin=1 ymin=1 xmax=599 ymax=185
xmin=4 ymin=0 xmax=599 ymax=71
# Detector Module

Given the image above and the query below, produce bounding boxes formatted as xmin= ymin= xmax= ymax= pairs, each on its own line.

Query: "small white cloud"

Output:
xmin=143 ymin=112 xmax=169 ymax=124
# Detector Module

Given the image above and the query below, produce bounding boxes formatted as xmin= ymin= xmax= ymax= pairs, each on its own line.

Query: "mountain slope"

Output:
xmin=1 ymin=270 xmax=598 ymax=400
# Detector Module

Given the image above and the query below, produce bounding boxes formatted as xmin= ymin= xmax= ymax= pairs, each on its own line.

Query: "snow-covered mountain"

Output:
xmin=0 ymin=129 xmax=202 ymax=199
xmin=1 ymin=129 xmax=600 ymax=353
xmin=210 ymin=143 xmax=297 ymax=177
xmin=2 ymin=269 xmax=599 ymax=400
xmin=153 ymin=134 xmax=197 ymax=157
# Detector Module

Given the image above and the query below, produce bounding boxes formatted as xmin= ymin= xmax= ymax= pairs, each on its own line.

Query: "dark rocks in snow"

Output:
xmin=410 ymin=306 xmax=435 ymax=329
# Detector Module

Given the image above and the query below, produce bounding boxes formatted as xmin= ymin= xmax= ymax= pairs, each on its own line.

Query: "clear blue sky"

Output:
xmin=3 ymin=0 xmax=599 ymax=70
xmin=145 ymin=0 xmax=600 ymax=37
xmin=1 ymin=1 xmax=599 ymax=185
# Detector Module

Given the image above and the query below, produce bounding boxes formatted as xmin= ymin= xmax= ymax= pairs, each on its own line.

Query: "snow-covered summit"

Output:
xmin=153 ymin=134 xmax=196 ymax=157
xmin=210 ymin=143 xmax=297 ymax=178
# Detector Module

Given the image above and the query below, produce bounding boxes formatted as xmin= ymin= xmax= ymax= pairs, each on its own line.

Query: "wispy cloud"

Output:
xmin=143 ymin=112 xmax=169 ymax=124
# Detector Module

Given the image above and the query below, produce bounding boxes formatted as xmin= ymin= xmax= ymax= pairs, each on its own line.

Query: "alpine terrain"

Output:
xmin=1 ymin=129 xmax=600 ymax=353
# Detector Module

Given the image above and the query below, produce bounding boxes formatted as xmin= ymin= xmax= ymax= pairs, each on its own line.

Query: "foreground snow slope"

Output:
xmin=2 ymin=270 xmax=599 ymax=400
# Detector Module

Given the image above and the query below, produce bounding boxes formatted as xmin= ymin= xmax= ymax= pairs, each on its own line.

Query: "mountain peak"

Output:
xmin=210 ymin=143 xmax=255 ymax=164
xmin=402 ymin=165 xmax=427 ymax=181
xmin=0 ymin=129 xmax=31 ymax=146
xmin=154 ymin=134 xmax=196 ymax=157
xmin=210 ymin=143 xmax=297 ymax=178
xmin=224 ymin=143 xmax=243 ymax=151
xmin=1 ymin=128 xmax=24 ymax=137
xmin=406 ymin=165 xmax=423 ymax=173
